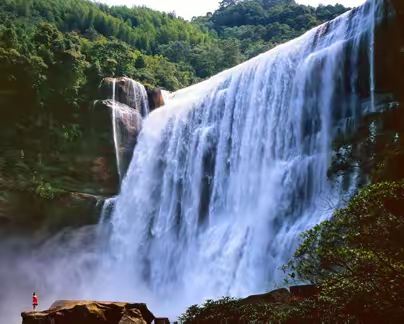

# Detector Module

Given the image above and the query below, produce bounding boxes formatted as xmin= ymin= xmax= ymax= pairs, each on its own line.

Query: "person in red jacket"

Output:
xmin=32 ymin=292 xmax=38 ymax=311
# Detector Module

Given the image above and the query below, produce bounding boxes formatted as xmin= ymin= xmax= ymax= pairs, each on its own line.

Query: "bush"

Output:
xmin=283 ymin=181 xmax=404 ymax=323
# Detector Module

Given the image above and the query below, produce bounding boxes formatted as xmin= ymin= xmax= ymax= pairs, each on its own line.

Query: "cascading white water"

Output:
xmin=161 ymin=90 xmax=172 ymax=106
xmin=96 ymin=0 xmax=384 ymax=316
xmin=129 ymin=79 xmax=150 ymax=117
xmin=0 ymin=1 xmax=389 ymax=323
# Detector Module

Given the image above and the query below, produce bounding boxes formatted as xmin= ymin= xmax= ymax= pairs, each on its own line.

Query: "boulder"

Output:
xmin=154 ymin=318 xmax=170 ymax=324
xmin=239 ymin=288 xmax=291 ymax=306
xmin=22 ymin=300 xmax=155 ymax=324
xmin=119 ymin=308 xmax=146 ymax=324
xmin=145 ymin=87 xmax=165 ymax=111
xmin=100 ymin=77 xmax=149 ymax=116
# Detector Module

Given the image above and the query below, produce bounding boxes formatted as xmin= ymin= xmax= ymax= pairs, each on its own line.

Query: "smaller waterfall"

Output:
xmin=110 ymin=78 xmax=149 ymax=180
xmin=99 ymin=197 xmax=116 ymax=225
xmin=111 ymin=79 xmax=122 ymax=180
xmin=161 ymin=90 xmax=172 ymax=106
xmin=129 ymin=79 xmax=150 ymax=117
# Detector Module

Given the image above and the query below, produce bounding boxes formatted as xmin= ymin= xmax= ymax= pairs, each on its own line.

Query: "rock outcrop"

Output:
xmin=240 ymin=288 xmax=292 ymax=306
xmin=22 ymin=300 xmax=155 ymax=324
xmin=100 ymin=77 xmax=150 ymax=117
xmin=93 ymin=99 xmax=142 ymax=180
xmin=239 ymin=285 xmax=318 ymax=307
xmin=100 ymin=77 xmax=167 ymax=113
xmin=145 ymin=87 xmax=165 ymax=111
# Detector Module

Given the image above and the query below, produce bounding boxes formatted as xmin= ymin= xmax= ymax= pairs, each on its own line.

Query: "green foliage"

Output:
xmin=30 ymin=174 xmax=62 ymax=200
xmin=283 ymin=181 xmax=404 ymax=323
xmin=179 ymin=297 xmax=282 ymax=324
xmin=194 ymin=0 xmax=349 ymax=62
xmin=0 ymin=0 xmax=349 ymax=84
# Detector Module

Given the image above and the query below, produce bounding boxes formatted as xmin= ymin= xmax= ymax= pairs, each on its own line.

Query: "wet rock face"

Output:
xmin=100 ymin=77 xmax=149 ymax=116
xmin=100 ymin=77 xmax=166 ymax=114
xmin=21 ymin=301 xmax=155 ymax=324
xmin=100 ymin=77 xmax=134 ymax=105
xmin=146 ymin=87 xmax=165 ymax=111
xmin=93 ymin=99 xmax=142 ymax=180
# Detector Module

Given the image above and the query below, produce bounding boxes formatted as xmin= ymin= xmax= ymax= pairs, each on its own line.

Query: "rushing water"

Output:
xmin=96 ymin=0 xmax=384 ymax=316
xmin=0 ymin=1 xmax=388 ymax=322
xmin=111 ymin=78 xmax=149 ymax=179
xmin=161 ymin=90 xmax=173 ymax=106
xmin=128 ymin=79 xmax=150 ymax=117
xmin=111 ymin=78 xmax=120 ymax=179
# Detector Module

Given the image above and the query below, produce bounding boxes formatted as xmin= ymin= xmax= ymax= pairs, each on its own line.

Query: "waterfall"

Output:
xmin=96 ymin=0 xmax=384 ymax=315
xmin=111 ymin=79 xmax=121 ymax=179
xmin=110 ymin=78 xmax=149 ymax=180
xmin=161 ymin=90 xmax=172 ymax=106
xmin=129 ymin=79 xmax=150 ymax=117
xmin=0 ymin=1 xmax=389 ymax=323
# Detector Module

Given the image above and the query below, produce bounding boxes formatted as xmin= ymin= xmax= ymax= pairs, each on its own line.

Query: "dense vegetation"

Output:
xmin=0 ymin=0 xmax=350 ymax=88
xmin=194 ymin=0 xmax=347 ymax=63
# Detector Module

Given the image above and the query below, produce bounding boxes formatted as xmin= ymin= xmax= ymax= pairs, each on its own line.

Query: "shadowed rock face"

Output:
xmin=145 ymin=87 xmax=165 ymax=111
xmin=100 ymin=77 xmax=149 ymax=115
xmin=21 ymin=300 xmax=155 ymax=324
xmin=100 ymin=77 xmax=166 ymax=113
xmin=93 ymin=99 xmax=143 ymax=180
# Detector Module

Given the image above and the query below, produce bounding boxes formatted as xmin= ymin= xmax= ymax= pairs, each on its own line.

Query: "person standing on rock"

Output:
xmin=32 ymin=292 xmax=38 ymax=311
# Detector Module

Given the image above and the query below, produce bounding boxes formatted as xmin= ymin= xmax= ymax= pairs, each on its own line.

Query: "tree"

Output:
xmin=283 ymin=181 xmax=404 ymax=323
xmin=135 ymin=55 xmax=146 ymax=69
xmin=219 ymin=0 xmax=239 ymax=8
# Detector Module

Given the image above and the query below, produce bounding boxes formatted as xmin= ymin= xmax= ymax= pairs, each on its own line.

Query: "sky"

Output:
xmin=99 ymin=0 xmax=367 ymax=20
